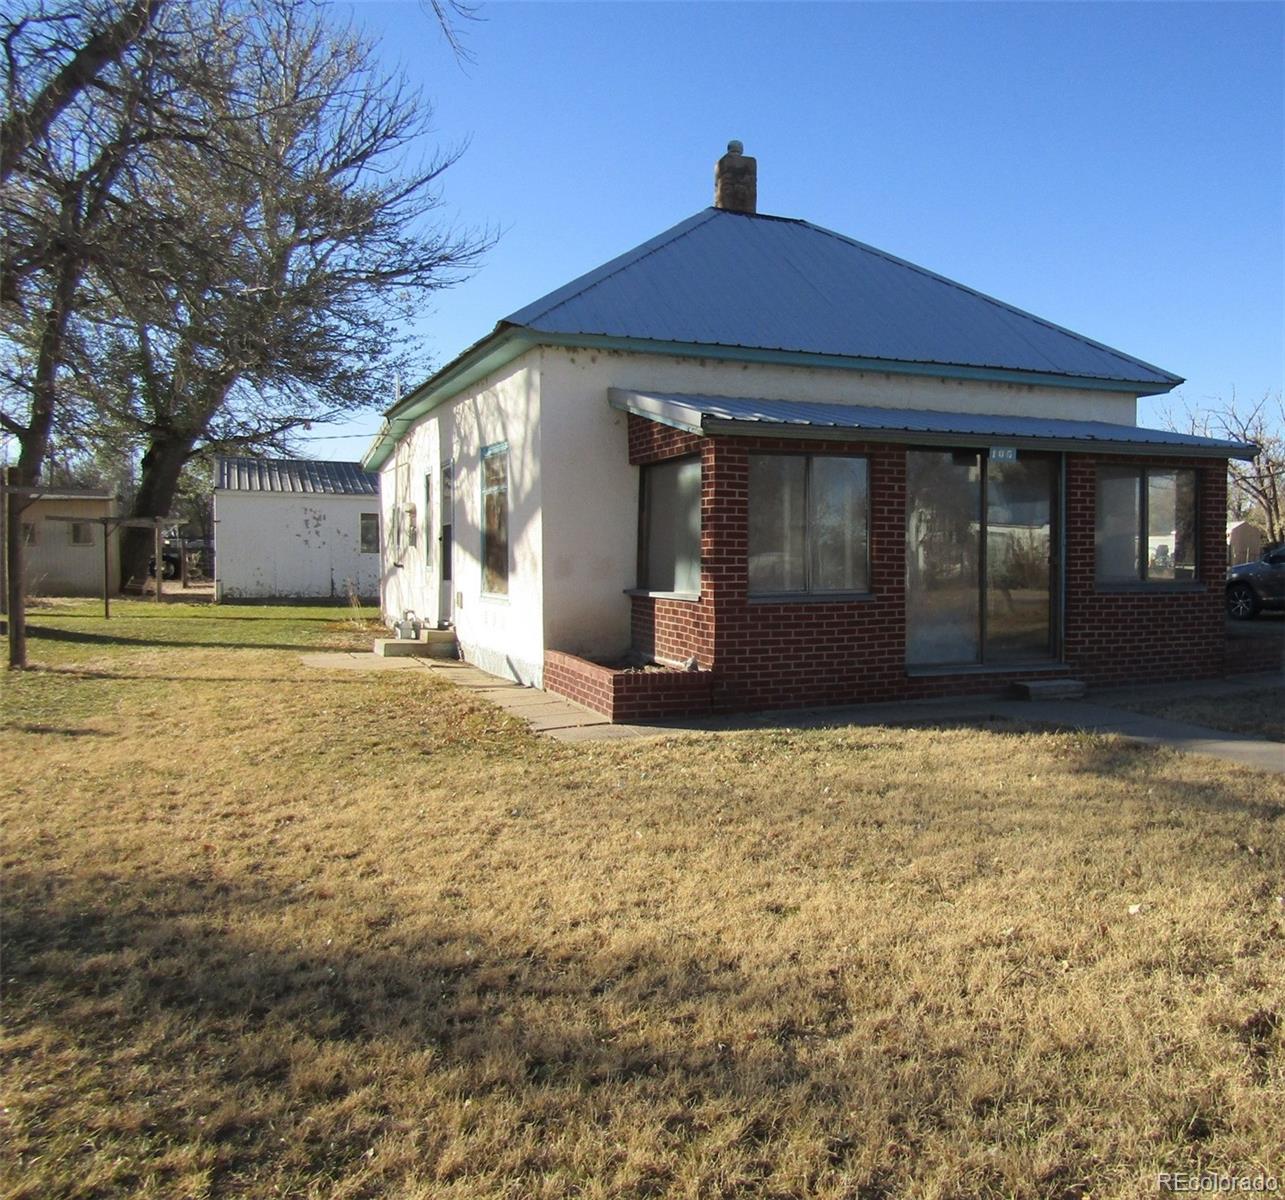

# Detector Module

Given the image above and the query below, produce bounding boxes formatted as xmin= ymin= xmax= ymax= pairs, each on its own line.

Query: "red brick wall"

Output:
xmin=620 ymin=416 xmax=1232 ymax=716
xmin=627 ymin=413 xmax=702 ymax=464
xmin=627 ymin=415 xmax=717 ymax=668
xmin=543 ymin=650 xmax=613 ymax=715
xmin=543 ymin=650 xmax=713 ymax=721
xmin=1063 ymin=455 xmax=1227 ymax=685
xmin=704 ymin=436 xmax=909 ymax=710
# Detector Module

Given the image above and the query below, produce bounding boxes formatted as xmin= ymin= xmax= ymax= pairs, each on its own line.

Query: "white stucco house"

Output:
xmin=213 ymin=457 xmax=381 ymax=601
xmin=364 ymin=143 xmax=1253 ymax=720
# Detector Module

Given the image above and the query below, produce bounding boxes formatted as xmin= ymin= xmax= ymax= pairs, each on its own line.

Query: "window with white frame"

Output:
xmin=481 ymin=443 xmax=509 ymax=595
xmin=748 ymin=454 xmax=870 ymax=596
xmin=21 ymin=521 xmax=37 ymax=545
xmin=638 ymin=457 xmax=701 ymax=594
xmin=1095 ymin=466 xmax=1196 ymax=583
xmin=69 ymin=522 xmax=94 ymax=546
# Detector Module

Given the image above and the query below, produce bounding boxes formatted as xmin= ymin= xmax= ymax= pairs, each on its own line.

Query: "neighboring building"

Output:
xmin=1227 ymin=519 xmax=1266 ymax=565
xmin=213 ymin=458 xmax=380 ymax=601
xmin=365 ymin=142 xmax=1255 ymax=719
xmin=18 ymin=489 xmax=120 ymax=597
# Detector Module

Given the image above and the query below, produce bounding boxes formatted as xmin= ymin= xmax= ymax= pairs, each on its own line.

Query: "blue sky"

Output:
xmin=309 ymin=0 xmax=1284 ymax=461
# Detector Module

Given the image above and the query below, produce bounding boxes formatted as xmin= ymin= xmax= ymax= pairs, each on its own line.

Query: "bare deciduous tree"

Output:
xmin=1171 ymin=391 xmax=1284 ymax=544
xmin=2 ymin=0 xmax=490 ymax=585
xmin=89 ymin=2 xmax=491 ymax=582
xmin=0 ymin=0 xmax=164 ymax=183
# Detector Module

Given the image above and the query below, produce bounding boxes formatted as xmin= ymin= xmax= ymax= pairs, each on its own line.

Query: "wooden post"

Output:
xmin=5 ymin=467 xmax=26 ymax=668
xmin=0 ymin=471 xmax=7 ymax=622
xmin=179 ymin=535 xmax=189 ymax=588
xmin=154 ymin=521 xmax=163 ymax=604
xmin=102 ymin=519 xmax=111 ymax=619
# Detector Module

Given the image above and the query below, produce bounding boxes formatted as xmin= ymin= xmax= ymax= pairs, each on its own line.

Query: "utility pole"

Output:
xmin=4 ymin=467 xmax=27 ymax=668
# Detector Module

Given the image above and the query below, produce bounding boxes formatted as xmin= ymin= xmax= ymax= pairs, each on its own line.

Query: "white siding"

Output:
xmin=381 ymin=359 xmax=544 ymax=685
xmin=214 ymin=492 xmax=380 ymax=600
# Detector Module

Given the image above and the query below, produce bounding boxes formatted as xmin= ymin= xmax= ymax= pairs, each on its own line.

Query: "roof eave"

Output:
xmin=700 ymin=419 xmax=1255 ymax=460
xmin=608 ymin=389 xmax=1256 ymax=460
xmin=537 ymin=330 xmax=1179 ymax=395
xmin=362 ymin=325 xmax=537 ymax=471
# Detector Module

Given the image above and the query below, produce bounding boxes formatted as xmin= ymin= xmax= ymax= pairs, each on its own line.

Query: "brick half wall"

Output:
xmin=543 ymin=650 xmax=714 ymax=722
xmin=1063 ymin=455 xmax=1227 ymax=686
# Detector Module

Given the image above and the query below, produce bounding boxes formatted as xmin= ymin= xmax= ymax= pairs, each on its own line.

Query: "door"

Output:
xmin=439 ymin=461 xmax=454 ymax=625
xmin=907 ymin=449 xmax=1057 ymax=667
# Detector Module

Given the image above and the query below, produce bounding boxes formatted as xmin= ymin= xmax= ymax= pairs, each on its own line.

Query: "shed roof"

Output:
xmin=24 ymin=487 xmax=115 ymax=502
xmin=507 ymin=209 xmax=1181 ymax=390
xmin=215 ymin=457 xmax=378 ymax=496
xmin=609 ymin=390 xmax=1257 ymax=460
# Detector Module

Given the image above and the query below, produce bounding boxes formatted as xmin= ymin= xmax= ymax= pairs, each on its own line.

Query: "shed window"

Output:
xmin=21 ymin=522 xmax=37 ymax=546
xmin=1095 ymin=466 xmax=1196 ymax=583
xmin=360 ymin=513 xmax=379 ymax=554
xmin=481 ymin=443 xmax=509 ymax=595
xmin=69 ymin=522 xmax=94 ymax=546
xmin=639 ymin=457 xmax=701 ymax=594
xmin=749 ymin=454 xmax=869 ymax=596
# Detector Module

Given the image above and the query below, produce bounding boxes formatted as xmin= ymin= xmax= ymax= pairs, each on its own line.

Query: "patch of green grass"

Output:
xmin=2 ymin=603 xmax=1283 ymax=1199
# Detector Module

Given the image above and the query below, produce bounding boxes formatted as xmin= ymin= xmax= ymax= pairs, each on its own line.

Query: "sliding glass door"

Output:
xmin=906 ymin=451 xmax=981 ymax=666
xmin=907 ymin=450 xmax=1057 ymax=667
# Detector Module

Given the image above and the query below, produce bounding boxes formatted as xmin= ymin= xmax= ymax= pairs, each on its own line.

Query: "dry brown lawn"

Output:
xmin=2 ymin=601 xmax=1283 ymax=1200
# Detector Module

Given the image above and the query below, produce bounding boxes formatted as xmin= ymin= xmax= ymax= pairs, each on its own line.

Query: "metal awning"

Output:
xmin=608 ymin=390 xmax=1257 ymax=460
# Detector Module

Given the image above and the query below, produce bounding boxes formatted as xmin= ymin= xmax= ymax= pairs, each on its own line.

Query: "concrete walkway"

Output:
xmin=302 ymin=650 xmax=1283 ymax=773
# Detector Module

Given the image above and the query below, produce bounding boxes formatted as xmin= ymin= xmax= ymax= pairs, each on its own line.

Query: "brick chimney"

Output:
xmin=714 ymin=140 xmax=756 ymax=214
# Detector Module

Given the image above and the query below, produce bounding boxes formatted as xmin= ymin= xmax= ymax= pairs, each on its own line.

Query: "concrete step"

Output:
xmin=374 ymin=631 xmax=458 ymax=659
xmin=1012 ymin=678 xmax=1087 ymax=701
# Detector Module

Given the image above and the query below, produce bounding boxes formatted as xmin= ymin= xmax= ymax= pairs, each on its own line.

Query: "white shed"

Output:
xmin=18 ymin=489 xmax=120 ymax=597
xmin=1227 ymin=519 xmax=1266 ymax=565
xmin=213 ymin=457 xmax=381 ymax=601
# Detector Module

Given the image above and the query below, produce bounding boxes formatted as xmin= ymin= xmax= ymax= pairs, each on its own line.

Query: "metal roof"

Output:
xmin=22 ymin=487 xmax=115 ymax=502
xmin=608 ymin=390 xmax=1257 ymax=460
xmin=507 ymin=208 xmax=1182 ymax=391
xmin=215 ymin=457 xmax=379 ymax=496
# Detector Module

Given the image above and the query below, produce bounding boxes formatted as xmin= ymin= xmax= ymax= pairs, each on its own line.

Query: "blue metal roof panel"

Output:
xmin=215 ymin=457 xmax=379 ymax=496
xmin=506 ymin=209 xmax=1180 ymax=389
xmin=609 ymin=390 xmax=1255 ymax=459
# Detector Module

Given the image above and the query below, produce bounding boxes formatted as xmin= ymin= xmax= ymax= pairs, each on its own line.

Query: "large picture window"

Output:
xmin=748 ymin=454 xmax=869 ymax=596
xmin=1096 ymin=466 xmax=1196 ymax=584
xmin=481 ymin=443 xmax=509 ymax=595
xmin=639 ymin=457 xmax=701 ymax=594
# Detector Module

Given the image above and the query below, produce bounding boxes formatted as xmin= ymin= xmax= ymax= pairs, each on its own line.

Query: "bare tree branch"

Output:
xmin=0 ymin=0 xmax=164 ymax=182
